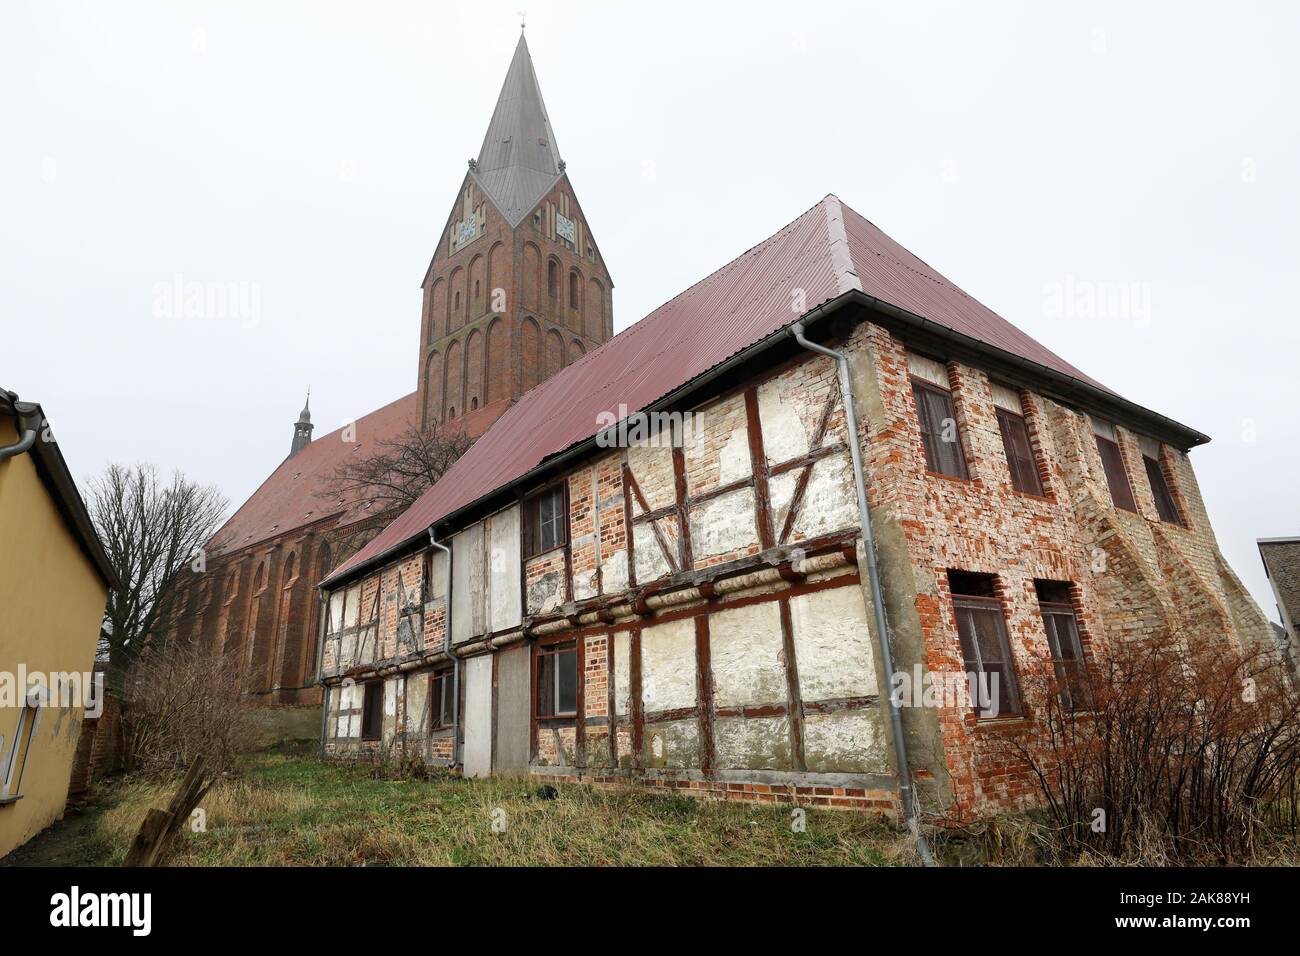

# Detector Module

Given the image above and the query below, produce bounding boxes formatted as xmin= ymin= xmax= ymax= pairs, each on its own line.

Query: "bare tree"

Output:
xmin=323 ymin=421 xmax=470 ymax=514
xmin=119 ymin=641 xmax=248 ymax=775
xmin=89 ymin=463 xmax=227 ymax=689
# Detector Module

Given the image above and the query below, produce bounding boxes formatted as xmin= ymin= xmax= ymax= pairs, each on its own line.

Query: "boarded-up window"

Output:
xmin=1141 ymin=445 xmax=1183 ymax=525
xmin=429 ymin=669 xmax=455 ymax=730
xmin=949 ymin=572 xmax=1020 ymax=718
xmin=1092 ymin=419 xmax=1137 ymax=512
xmin=360 ymin=682 xmax=383 ymax=740
xmin=996 ymin=405 xmax=1043 ymax=496
xmin=536 ymin=642 xmax=578 ymax=717
xmin=913 ymin=380 xmax=968 ymax=479
xmin=1036 ymin=581 xmax=1092 ymax=710
xmin=525 ymin=484 xmax=566 ymax=557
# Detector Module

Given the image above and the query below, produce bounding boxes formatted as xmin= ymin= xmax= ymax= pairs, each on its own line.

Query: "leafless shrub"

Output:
xmin=998 ymin=635 xmax=1300 ymax=864
xmin=119 ymin=642 xmax=249 ymax=776
xmin=322 ymin=421 xmax=470 ymax=515
xmin=316 ymin=420 xmax=471 ymax=559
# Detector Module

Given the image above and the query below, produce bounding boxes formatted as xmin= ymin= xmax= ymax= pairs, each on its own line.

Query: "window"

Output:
xmin=429 ymin=670 xmax=455 ymax=730
xmin=536 ymin=642 xmax=578 ymax=717
xmin=525 ymin=484 xmax=566 ymax=557
xmin=949 ymin=571 xmax=1021 ymax=718
xmin=569 ymin=271 xmax=579 ymax=308
xmin=1139 ymin=439 xmax=1183 ymax=525
xmin=912 ymin=379 xmax=968 ymax=479
xmin=360 ymin=682 xmax=383 ymax=741
xmin=1092 ymin=419 xmax=1137 ymax=512
xmin=991 ymin=385 xmax=1043 ymax=496
xmin=454 ymin=290 xmax=461 ymax=312
xmin=1 ymin=692 xmax=41 ymax=804
xmin=547 ymin=260 xmax=558 ymax=298
xmin=1036 ymin=581 xmax=1092 ymax=710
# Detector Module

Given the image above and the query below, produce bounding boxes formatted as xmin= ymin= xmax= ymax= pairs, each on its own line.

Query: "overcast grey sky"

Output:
xmin=2 ymin=0 xmax=1296 ymax=617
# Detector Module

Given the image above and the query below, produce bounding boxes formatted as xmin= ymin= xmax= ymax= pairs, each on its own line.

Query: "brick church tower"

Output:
xmin=417 ymin=33 xmax=615 ymax=432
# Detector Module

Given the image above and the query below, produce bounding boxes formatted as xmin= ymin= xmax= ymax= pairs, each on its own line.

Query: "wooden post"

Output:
xmin=122 ymin=756 xmax=213 ymax=867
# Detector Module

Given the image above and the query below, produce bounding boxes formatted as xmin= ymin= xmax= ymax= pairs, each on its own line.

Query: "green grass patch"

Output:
xmin=6 ymin=754 xmax=908 ymax=867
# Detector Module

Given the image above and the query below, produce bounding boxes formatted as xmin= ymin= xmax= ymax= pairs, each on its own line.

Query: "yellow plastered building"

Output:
xmin=0 ymin=387 xmax=116 ymax=859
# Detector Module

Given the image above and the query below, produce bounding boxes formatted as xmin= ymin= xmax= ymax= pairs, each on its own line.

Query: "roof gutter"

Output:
xmin=0 ymin=389 xmax=39 ymax=463
xmin=845 ymin=290 xmax=1210 ymax=450
xmin=0 ymin=387 xmax=120 ymax=590
xmin=322 ymin=288 xmax=1207 ymax=590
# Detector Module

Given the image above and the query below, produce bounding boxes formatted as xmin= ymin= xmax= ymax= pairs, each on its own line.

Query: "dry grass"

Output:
xmin=44 ymin=754 xmax=909 ymax=867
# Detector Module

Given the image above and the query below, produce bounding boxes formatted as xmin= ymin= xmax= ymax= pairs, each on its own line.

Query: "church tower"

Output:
xmin=417 ymin=33 xmax=614 ymax=431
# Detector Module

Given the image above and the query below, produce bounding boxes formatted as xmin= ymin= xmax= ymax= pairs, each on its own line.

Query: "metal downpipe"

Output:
xmin=790 ymin=321 xmax=936 ymax=866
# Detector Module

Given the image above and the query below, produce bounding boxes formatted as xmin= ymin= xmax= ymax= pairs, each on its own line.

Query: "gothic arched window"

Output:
xmin=547 ymin=260 xmax=558 ymax=298
xmin=569 ymin=271 xmax=579 ymax=308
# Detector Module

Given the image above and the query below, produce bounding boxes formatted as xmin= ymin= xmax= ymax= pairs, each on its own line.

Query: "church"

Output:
xmin=182 ymin=34 xmax=1274 ymax=820
xmin=172 ymin=34 xmax=613 ymax=716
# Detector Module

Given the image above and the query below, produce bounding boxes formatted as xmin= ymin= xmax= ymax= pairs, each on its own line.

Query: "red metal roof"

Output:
xmin=322 ymin=195 xmax=1111 ymax=586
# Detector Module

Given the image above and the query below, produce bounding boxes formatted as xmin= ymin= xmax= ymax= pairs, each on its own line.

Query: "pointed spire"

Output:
xmin=473 ymin=34 xmax=564 ymax=225
xmin=290 ymin=389 xmax=314 ymax=457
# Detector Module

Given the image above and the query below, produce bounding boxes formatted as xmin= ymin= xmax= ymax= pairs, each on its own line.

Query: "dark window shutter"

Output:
xmin=1144 ymin=455 xmax=1183 ymax=525
xmin=997 ymin=408 xmax=1043 ymax=495
xmin=1041 ymin=605 xmax=1093 ymax=710
xmin=1095 ymin=436 xmax=1138 ymax=512
xmin=912 ymin=380 xmax=968 ymax=479
xmin=361 ymin=682 xmax=383 ymax=740
xmin=953 ymin=597 xmax=1021 ymax=717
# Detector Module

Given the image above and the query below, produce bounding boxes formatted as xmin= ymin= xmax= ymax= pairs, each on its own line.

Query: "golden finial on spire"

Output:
xmin=518 ymin=10 xmax=527 ymax=30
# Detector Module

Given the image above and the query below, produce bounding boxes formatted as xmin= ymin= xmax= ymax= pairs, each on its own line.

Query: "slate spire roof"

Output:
xmin=472 ymin=33 xmax=564 ymax=226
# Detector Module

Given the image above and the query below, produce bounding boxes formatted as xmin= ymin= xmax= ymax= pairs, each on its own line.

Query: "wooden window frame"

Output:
xmin=1094 ymin=434 xmax=1138 ymax=512
xmin=911 ymin=377 xmax=969 ymax=480
xmin=951 ymin=589 xmax=1023 ymax=719
xmin=428 ymin=669 xmax=455 ymax=731
xmin=995 ymin=405 xmax=1044 ymax=497
xmin=1038 ymin=600 xmax=1093 ymax=711
xmin=360 ymin=681 xmax=383 ymax=741
xmin=1143 ymin=452 xmax=1185 ymax=526
xmin=524 ymin=483 xmax=568 ymax=559
xmin=535 ymin=641 xmax=578 ymax=720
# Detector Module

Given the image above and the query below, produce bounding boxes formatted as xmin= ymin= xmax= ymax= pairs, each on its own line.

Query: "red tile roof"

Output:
xmin=320 ymin=194 xmax=1144 ymax=587
xmin=210 ymin=392 xmax=419 ymax=556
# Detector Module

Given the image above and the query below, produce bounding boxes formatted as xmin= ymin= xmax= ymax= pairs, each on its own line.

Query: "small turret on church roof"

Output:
xmin=290 ymin=389 xmax=314 ymax=457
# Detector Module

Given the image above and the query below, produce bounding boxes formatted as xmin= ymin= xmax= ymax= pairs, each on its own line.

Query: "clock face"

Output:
xmin=556 ymin=213 xmax=576 ymax=243
xmin=460 ymin=220 xmax=477 ymax=241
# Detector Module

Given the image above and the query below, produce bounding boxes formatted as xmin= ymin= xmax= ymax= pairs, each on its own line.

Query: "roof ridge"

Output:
xmin=603 ymin=197 xmax=834 ymax=342
xmin=822 ymin=194 xmax=862 ymax=296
